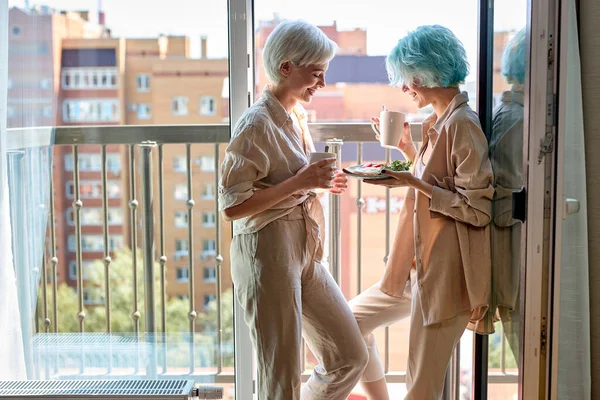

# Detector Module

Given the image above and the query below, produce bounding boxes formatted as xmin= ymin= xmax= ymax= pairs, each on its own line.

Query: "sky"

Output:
xmin=9 ymin=0 xmax=528 ymax=79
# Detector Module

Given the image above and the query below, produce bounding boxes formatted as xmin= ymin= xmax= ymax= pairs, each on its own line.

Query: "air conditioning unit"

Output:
xmin=0 ymin=380 xmax=223 ymax=400
xmin=127 ymin=104 xmax=138 ymax=112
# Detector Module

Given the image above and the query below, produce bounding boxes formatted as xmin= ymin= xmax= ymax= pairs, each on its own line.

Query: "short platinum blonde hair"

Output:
xmin=262 ymin=20 xmax=338 ymax=84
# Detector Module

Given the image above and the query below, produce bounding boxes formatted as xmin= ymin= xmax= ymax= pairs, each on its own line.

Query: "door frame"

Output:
xmin=521 ymin=0 xmax=561 ymax=398
xmin=228 ymin=0 xmax=256 ymax=398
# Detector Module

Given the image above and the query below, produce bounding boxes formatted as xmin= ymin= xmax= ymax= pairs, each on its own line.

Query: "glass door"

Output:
xmin=482 ymin=1 xmax=528 ymax=399
xmin=475 ymin=0 xmax=561 ymax=398
xmin=517 ymin=0 xmax=563 ymax=398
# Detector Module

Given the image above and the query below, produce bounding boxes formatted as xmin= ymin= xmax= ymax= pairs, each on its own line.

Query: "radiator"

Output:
xmin=0 ymin=380 xmax=223 ymax=400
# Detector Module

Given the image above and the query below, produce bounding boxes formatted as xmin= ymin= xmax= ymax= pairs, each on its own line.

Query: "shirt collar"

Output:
xmin=430 ymin=91 xmax=470 ymax=135
xmin=500 ymin=90 xmax=524 ymax=106
xmin=261 ymin=86 xmax=307 ymax=127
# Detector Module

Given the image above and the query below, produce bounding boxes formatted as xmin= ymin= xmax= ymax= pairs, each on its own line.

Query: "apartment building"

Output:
xmin=8 ymin=6 xmax=231 ymax=316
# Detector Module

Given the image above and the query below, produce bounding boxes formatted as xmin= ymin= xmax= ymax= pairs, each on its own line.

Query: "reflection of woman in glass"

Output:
xmin=219 ymin=20 xmax=368 ymax=400
xmin=489 ymin=28 xmax=526 ymax=362
xmin=344 ymin=25 xmax=495 ymax=400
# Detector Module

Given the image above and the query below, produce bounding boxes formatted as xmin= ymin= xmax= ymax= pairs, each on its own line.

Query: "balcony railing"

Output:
xmin=5 ymin=124 xmax=517 ymax=392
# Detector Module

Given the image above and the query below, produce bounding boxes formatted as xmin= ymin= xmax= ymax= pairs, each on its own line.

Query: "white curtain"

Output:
xmin=0 ymin=0 xmax=27 ymax=381
xmin=556 ymin=0 xmax=591 ymax=398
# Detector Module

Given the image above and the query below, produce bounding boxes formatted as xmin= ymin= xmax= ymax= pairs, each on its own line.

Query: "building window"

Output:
xmin=83 ymin=288 xmax=105 ymax=305
xmin=173 ymin=156 xmax=187 ymax=172
xmin=42 ymin=106 xmax=53 ymax=118
xmin=199 ymin=96 xmax=216 ymax=116
xmin=136 ymin=74 xmax=150 ymax=92
xmin=174 ymin=211 xmax=188 ymax=227
xmin=63 ymin=99 xmax=119 ymax=123
xmin=177 ymin=294 xmax=189 ymax=301
xmin=68 ymin=260 xmax=97 ymax=280
xmin=106 ymin=154 xmax=121 ymax=173
xmin=40 ymin=78 xmax=51 ymax=90
xmin=66 ymin=180 xmax=122 ymax=199
xmin=69 ymin=261 xmax=76 ymax=280
xmin=202 ymin=183 xmax=215 ymax=199
xmin=67 ymin=207 xmax=123 ymax=226
xmin=198 ymin=156 xmax=215 ymax=172
xmin=11 ymin=25 xmax=21 ymax=36
xmin=64 ymin=153 xmax=121 ymax=174
xmin=176 ymin=267 xmax=189 ymax=282
xmin=68 ymin=234 xmax=124 ymax=252
xmin=171 ymin=97 xmax=189 ymax=116
xmin=202 ymin=211 xmax=216 ymax=227
xmin=204 ymin=294 xmax=216 ymax=310
xmin=174 ymin=184 xmax=188 ymax=200
xmin=137 ymin=104 xmax=151 ymax=120
xmin=202 ymin=240 xmax=216 ymax=258
xmin=62 ymin=68 xmax=118 ymax=90
xmin=203 ymin=266 xmax=217 ymax=282
xmin=175 ymin=239 xmax=189 ymax=258
xmin=82 ymin=288 xmax=92 ymax=304
xmin=101 ymin=101 xmax=118 ymax=121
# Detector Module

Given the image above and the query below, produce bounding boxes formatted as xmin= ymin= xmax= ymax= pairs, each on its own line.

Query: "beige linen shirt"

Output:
xmin=219 ymin=87 xmax=326 ymax=261
xmin=489 ymin=90 xmax=525 ymax=322
xmin=380 ymin=92 xmax=495 ymax=333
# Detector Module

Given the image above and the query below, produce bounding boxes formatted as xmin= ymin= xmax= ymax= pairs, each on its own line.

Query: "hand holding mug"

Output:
xmin=371 ymin=108 xmax=413 ymax=152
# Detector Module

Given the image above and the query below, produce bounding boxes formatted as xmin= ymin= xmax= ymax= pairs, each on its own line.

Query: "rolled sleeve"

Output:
xmin=429 ymin=120 xmax=494 ymax=227
xmin=492 ymin=185 xmax=520 ymax=227
xmin=219 ymin=126 xmax=270 ymax=211
xmin=219 ymin=182 xmax=255 ymax=211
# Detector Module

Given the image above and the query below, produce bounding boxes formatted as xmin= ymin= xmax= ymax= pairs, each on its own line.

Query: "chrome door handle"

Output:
xmin=563 ymin=197 xmax=581 ymax=219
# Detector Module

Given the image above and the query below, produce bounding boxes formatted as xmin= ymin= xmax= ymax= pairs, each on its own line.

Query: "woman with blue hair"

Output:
xmin=489 ymin=27 xmax=527 ymax=364
xmin=345 ymin=25 xmax=495 ymax=399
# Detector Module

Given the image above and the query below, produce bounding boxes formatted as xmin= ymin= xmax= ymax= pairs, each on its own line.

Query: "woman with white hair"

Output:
xmin=341 ymin=25 xmax=495 ymax=400
xmin=219 ymin=20 xmax=368 ymax=400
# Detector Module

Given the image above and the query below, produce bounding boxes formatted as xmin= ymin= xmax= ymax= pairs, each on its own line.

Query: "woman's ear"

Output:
xmin=280 ymin=61 xmax=292 ymax=78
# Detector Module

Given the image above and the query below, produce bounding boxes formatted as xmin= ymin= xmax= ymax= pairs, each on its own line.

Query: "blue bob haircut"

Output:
xmin=501 ymin=28 xmax=527 ymax=85
xmin=386 ymin=25 xmax=469 ymax=88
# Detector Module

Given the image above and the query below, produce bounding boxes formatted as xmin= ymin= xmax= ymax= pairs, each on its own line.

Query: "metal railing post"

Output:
xmin=326 ymin=139 xmax=343 ymax=284
xmin=140 ymin=141 xmax=157 ymax=379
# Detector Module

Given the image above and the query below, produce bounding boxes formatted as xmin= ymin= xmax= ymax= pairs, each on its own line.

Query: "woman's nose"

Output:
xmin=318 ymin=76 xmax=326 ymax=88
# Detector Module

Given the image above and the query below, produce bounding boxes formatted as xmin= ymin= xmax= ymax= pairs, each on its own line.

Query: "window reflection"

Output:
xmin=489 ymin=27 xmax=526 ymax=366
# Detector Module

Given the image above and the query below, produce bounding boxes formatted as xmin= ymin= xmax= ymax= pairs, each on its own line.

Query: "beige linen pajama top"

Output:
xmin=381 ymin=92 xmax=496 ymax=333
xmin=219 ymin=87 xmax=326 ymax=262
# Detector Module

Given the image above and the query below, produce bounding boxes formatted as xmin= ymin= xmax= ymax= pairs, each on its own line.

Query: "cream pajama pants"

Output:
xmin=231 ymin=207 xmax=368 ymax=400
xmin=349 ymin=282 xmax=471 ymax=400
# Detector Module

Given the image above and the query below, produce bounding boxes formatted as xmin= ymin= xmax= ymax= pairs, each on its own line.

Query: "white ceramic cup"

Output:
xmin=309 ymin=152 xmax=337 ymax=164
xmin=371 ymin=109 xmax=407 ymax=149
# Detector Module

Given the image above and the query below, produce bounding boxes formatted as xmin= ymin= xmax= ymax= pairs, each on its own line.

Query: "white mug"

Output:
xmin=309 ymin=151 xmax=337 ymax=164
xmin=371 ymin=109 xmax=407 ymax=149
